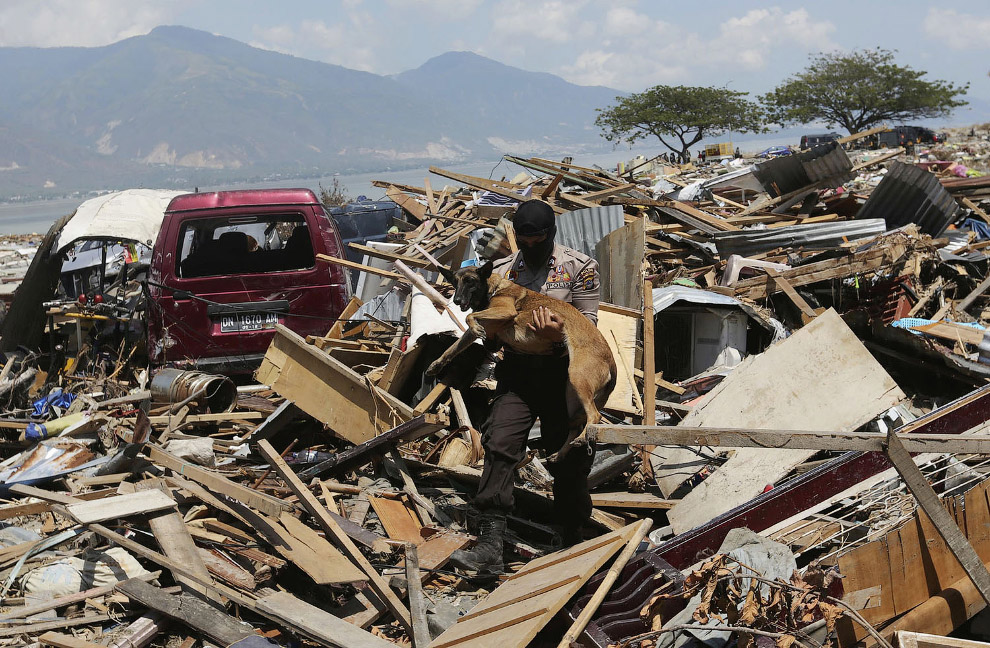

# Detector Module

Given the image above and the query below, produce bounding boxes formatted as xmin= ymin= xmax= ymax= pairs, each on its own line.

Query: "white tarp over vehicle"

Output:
xmin=55 ymin=189 xmax=185 ymax=253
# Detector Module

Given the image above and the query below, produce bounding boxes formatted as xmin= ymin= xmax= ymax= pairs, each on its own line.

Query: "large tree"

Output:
xmin=762 ymin=48 xmax=968 ymax=134
xmin=595 ymin=85 xmax=765 ymax=160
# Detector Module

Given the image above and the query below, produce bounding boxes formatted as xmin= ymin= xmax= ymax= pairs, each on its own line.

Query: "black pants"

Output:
xmin=474 ymin=352 xmax=594 ymax=528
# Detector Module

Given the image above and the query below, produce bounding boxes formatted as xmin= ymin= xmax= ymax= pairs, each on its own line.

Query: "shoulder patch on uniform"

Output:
xmin=576 ymin=266 xmax=598 ymax=291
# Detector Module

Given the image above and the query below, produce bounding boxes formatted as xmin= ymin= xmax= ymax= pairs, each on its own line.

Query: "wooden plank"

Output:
xmin=955 ymin=274 xmax=990 ymax=313
xmin=135 ymin=480 xmax=219 ymax=606
xmin=38 ymin=632 xmax=105 ymax=648
xmin=256 ymin=324 xmax=414 ymax=444
xmin=427 ymin=524 xmax=637 ymax=648
xmin=595 ymin=218 xmax=645 ymax=310
xmin=670 ymin=200 xmax=739 ymax=232
xmin=592 ymin=426 xmax=990 ymax=454
xmin=386 ymin=186 xmax=428 ymax=221
xmin=596 ymin=307 xmax=640 ymax=415
xmin=63 ymin=489 xmax=176 ymax=524
xmin=255 ymin=590 xmax=397 ymax=648
xmin=298 ymin=414 xmax=447 ymax=480
xmin=316 ymin=253 xmax=412 ymax=283
xmin=556 ymin=519 xmax=653 ymax=648
xmin=276 ymin=512 xmax=367 ymax=584
xmin=428 ymin=166 xmax=564 ymax=213
xmin=257 ymin=439 xmax=413 ymax=633
xmin=115 ymin=578 xmax=258 ymax=646
xmin=590 ymin=491 xmax=674 ymax=509
xmin=732 ymin=243 xmax=907 ymax=301
xmin=0 ymin=571 xmax=160 ymax=623
xmin=405 ymin=544 xmax=431 ymax=648
xmin=0 ymin=615 xmax=112 ymax=639
xmin=349 ymin=242 xmax=433 ymax=269
xmin=146 ymin=445 xmax=291 ymax=517
xmin=147 ymin=411 xmax=265 ymax=425
xmin=774 ymin=275 xmax=818 ymax=321
xmin=896 ymin=631 xmax=990 ymax=648
xmin=661 ymin=309 xmax=905 ymax=534
xmin=885 ymin=427 xmax=990 ymax=605
xmin=369 ymin=496 xmax=423 ymax=544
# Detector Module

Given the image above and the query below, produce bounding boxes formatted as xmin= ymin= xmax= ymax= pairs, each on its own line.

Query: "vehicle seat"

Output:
xmin=282 ymin=225 xmax=314 ymax=269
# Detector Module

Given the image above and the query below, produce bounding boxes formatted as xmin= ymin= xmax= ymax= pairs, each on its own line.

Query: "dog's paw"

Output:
xmin=425 ymin=360 xmax=444 ymax=377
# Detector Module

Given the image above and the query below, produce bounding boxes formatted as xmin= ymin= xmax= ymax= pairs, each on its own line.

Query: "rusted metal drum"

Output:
xmin=149 ymin=368 xmax=236 ymax=413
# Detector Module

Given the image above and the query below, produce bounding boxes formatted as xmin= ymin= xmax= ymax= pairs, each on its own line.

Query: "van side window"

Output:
xmin=177 ymin=215 xmax=315 ymax=278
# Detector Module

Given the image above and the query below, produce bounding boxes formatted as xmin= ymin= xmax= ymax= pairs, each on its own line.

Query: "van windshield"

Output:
xmin=176 ymin=214 xmax=315 ymax=278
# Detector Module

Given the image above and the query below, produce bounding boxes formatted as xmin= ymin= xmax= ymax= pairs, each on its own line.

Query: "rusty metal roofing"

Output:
xmin=751 ymin=141 xmax=853 ymax=198
xmin=858 ymin=161 xmax=961 ymax=237
xmin=713 ymin=219 xmax=887 ymax=257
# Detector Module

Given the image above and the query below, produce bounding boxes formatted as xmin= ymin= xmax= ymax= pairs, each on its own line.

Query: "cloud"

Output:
xmin=252 ymin=14 xmax=381 ymax=72
xmin=925 ymin=9 xmax=990 ymax=49
xmin=718 ymin=8 xmax=837 ymax=69
xmin=558 ymin=6 xmax=837 ymax=90
xmin=490 ymin=0 xmax=596 ymax=48
xmin=385 ymin=0 xmax=483 ymax=20
xmin=0 ymin=0 xmax=181 ymax=47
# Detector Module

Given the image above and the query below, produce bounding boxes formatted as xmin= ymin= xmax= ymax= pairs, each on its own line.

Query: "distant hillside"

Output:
xmin=0 ymin=27 xmax=622 ymax=199
xmin=395 ymin=51 xmax=622 ymax=152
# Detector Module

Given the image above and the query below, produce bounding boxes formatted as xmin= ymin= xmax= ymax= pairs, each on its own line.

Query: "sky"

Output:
xmin=0 ymin=0 xmax=988 ymax=115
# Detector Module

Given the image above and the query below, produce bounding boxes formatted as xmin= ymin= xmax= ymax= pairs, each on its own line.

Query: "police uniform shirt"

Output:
xmin=492 ymin=244 xmax=601 ymax=325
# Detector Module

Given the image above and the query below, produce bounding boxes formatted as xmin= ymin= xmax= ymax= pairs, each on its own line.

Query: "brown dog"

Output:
xmin=426 ymin=261 xmax=617 ymax=461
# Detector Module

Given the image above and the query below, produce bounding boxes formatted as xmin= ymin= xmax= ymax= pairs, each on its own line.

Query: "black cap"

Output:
xmin=513 ymin=200 xmax=555 ymax=236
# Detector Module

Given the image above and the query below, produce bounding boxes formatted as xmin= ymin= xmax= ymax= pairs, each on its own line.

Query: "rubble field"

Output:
xmin=0 ymin=126 xmax=989 ymax=648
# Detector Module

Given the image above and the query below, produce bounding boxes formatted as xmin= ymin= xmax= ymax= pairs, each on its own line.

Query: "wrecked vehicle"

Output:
xmin=147 ymin=188 xmax=351 ymax=373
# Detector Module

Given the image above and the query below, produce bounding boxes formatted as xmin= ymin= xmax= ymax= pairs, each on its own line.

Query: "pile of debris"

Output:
xmin=1 ymin=128 xmax=990 ymax=648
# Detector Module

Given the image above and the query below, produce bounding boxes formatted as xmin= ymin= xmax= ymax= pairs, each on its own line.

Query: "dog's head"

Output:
xmin=438 ymin=261 xmax=494 ymax=312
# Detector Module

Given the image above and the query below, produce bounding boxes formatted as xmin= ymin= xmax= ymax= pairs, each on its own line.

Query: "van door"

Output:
xmin=150 ymin=206 xmax=345 ymax=373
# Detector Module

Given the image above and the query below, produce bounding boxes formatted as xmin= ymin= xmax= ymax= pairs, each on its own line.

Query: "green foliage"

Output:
xmin=595 ymin=85 xmax=766 ymax=158
xmin=318 ymin=178 xmax=350 ymax=207
xmin=762 ymin=48 xmax=968 ymax=134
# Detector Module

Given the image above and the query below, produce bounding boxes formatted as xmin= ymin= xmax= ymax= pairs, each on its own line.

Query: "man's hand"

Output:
xmin=529 ymin=306 xmax=564 ymax=343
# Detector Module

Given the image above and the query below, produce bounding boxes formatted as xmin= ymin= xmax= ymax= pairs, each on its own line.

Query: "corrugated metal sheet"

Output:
xmin=751 ymin=141 xmax=853 ymax=198
xmin=858 ymin=161 xmax=961 ymax=236
xmin=556 ymin=205 xmax=624 ymax=260
xmin=713 ymin=219 xmax=887 ymax=257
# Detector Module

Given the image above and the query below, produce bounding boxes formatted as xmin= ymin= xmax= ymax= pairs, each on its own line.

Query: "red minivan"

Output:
xmin=147 ymin=189 xmax=351 ymax=373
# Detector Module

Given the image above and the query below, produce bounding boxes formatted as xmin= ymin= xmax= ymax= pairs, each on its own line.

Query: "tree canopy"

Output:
xmin=761 ymin=48 xmax=968 ymax=134
xmin=595 ymin=85 xmax=765 ymax=160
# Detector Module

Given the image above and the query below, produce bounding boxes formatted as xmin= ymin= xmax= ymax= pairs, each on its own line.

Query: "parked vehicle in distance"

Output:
xmin=799 ymin=132 xmax=842 ymax=149
xmin=756 ymin=145 xmax=794 ymax=159
xmin=147 ymin=188 xmax=351 ymax=374
xmin=875 ymin=125 xmax=941 ymax=149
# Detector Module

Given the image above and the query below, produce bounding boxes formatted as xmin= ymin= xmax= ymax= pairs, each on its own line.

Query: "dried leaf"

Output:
xmin=776 ymin=635 xmax=797 ymax=648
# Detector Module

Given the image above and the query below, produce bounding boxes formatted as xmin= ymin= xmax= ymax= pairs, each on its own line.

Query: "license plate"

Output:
xmin=219 ymin=311 xmax=280 ymax=333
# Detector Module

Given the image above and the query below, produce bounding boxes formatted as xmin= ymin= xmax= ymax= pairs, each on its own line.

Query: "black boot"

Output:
xmin=448 ymin=511 xmax=505 ymax=577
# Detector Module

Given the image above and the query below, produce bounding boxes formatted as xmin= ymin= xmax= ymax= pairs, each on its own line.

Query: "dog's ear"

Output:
xmin=437 ymin=265 xmax=457 ymax=285
xmin=477 ymin=260 xmax=494 ymax=279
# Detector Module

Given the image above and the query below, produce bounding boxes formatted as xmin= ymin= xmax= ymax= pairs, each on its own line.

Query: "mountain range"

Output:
xmin=0 ymin=26 xmax=622 ymax=199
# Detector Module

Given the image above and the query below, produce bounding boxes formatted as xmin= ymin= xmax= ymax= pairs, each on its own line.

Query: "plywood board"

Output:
xmin=369 ymin=495 xmax=423 ymax=544
xmin=64 ymin=489 xmax=176 ymax=524
xmin=256 ymin=590 xmax=397 ymax=648
xmin=596 ymin=306 xmax=641 ymax=415
xmin=256 ymin=324 xmax=414 ymax=444
xmin=428 ymin=524 xmax=637 ymax=648
xmin=595 ymin=218 xmax=645 ymax=310
xmin=272 ymin=513 xmax=367 ymax=584
xmin=662 ymin=309 xmax=905 ymax=534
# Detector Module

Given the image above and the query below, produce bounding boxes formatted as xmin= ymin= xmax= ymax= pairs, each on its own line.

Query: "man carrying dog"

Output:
xmin=449 ymin=199 xmax=601 ymax=576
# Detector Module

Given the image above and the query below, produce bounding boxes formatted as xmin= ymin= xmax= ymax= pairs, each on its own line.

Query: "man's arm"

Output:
xmin=570 ymin=259 xmax=601 ymax=325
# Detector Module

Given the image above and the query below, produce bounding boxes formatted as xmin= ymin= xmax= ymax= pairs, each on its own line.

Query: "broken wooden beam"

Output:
xmin=591 ymin=425 xmax=990 ymax=454
xmin=257 ymin=439 xmax=413 ymax=634
xmin=298 ymin=414 xmax=447 ymax=480
xmin=884 ymin=427 xmax=990 ymax=605
xmin=115 ymin=578 xmax=262 ymax=647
